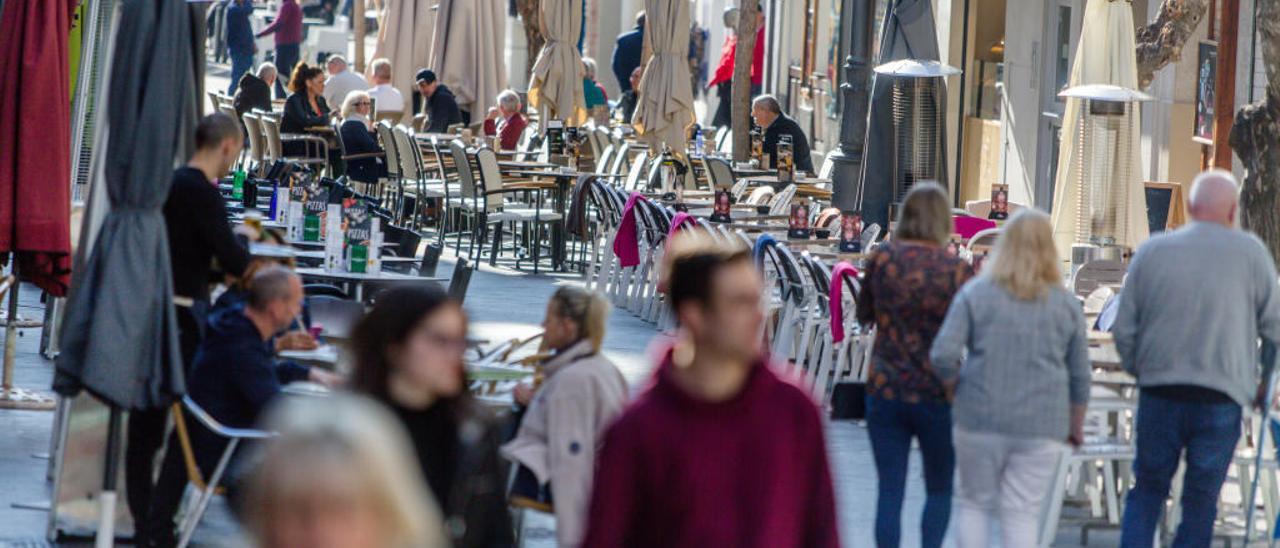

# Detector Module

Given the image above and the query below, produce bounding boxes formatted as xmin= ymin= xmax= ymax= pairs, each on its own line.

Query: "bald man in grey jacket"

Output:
xmin=1115 ymin=169 xmax=1280 ymax=546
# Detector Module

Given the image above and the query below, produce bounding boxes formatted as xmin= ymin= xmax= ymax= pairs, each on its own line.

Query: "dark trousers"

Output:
xmin=1120 ymin=391 xmax=1242 ymax=547
xmin=227 ymin=50 xmax=254 ymax=96
xmin=711 ymin=81 xmax=762 ymax=129
xmin=126 ymin=304 xmax=204 ymax=545
xmin=866 ymin=395 xmax=955 ymax=548
xmin=273 ymin=43 xmax=300 ymax=97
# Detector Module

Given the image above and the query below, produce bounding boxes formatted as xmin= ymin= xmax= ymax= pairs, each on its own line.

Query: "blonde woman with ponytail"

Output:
xmin=929 ymin=209 xmax=1090 ymax=548
xmin=501 ymin=286 xmax=628 ymax=547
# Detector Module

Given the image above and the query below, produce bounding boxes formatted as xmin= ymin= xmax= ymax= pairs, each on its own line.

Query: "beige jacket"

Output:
xmin=500 ymin=340 xmax=628 ymax=547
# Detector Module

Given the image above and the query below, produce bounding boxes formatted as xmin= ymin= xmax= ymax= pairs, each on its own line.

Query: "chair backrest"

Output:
xmin=375 ymin=122 xmax=401 ymax=179
xmin=644 ymin=157 xmax=664 ymax=191
xmin=800 ymin=253 xmax=833 ymax=312
xmin=818 ymin=154 xmax=835 ymax=179
xmin=595 ymin=144 xmax=614 ymax=174
xmin=768 ymin=184 xmax=798 ymax=215
xmin=745 ymin=185 xmax=774 ymax=205
xmin=730 ymin=177 xmax=750 ymax=201
xmin=392 ymin=125 xmax=423 ymax=180
xmin=241 ymin=112 xmax=266 ymax=168
xmin=714 ymin=126 xmax=729 ymax=148
xmin=258 ymin=111 xmax=284 ymax=160
xmin=448 ymin=258 xmax=473 ymax=302
xmin=449 ymin=139 xmax=482 ymax=201
xmin=861 ymin=222 xmax=882 ymax=248
xmin=704 ymin=157 xmax=736 ymax=191
xmin=608 ymin=142 xmax=630 ymax=176
xmin=306 ymin=294 xmax=367 ymax=339
xmin=623 ymin=150 xmax=649 ymax=191
xmin=1072 ymin=259 xmax=1126 ymax=299
xmin=474 ymin=147 xmax=507 ymax=211
xmin=968 ymin=227 xmax=1001 ymax=250
xmin=331 ymin=121 xmax=349 ymax=156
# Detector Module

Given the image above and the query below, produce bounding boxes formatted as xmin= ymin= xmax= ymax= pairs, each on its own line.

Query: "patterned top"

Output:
xmin=856 ymin=241 xmax=974 ymax=404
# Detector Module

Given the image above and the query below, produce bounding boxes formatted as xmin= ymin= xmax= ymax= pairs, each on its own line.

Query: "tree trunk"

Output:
xmin=1232 ymin=0 xmax=1280 ymax=264
xmin=517 ymin=0 xmax=545 ymax=80
xmin=1135 ymin=0 xmax=1209 ymax=89
xmin=731 ymin=0 xmax=760 ymax=161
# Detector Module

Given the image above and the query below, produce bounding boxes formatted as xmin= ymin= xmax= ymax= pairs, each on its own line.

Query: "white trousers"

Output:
xmin=953 ymin=427 xmax=1065 ymax=548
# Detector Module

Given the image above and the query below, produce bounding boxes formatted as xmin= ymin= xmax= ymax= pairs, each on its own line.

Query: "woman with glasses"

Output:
xmin=339 ymin=90 xmax=386 ymax=185
xmin=349 ymin=286 xmax=513 ymax=548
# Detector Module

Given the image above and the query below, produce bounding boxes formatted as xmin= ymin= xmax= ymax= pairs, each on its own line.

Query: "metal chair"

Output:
xmin=258 ymin=111 xmax=328 ymax=172
xmin=473 ymin=146 xmax=563 ymax=273
xmin=704 ymin=156 xmax=737 ymax=192
xmin=241 ymin=112 xmax=268 ymax=176
xmin=173 ymin=396 xmax=275 ymax=548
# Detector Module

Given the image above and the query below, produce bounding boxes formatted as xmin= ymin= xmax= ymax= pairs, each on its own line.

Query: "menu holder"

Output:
xmin=709 ymin=189 xmax=733 ymax=223
xmin=838 ymin=211 xmax=863 ymax=252
xmin=343 ymin=203 xmax=377 ymax=273
xmin=788 ymin=202 xmax=811 ymax=240
xmin=323 ymin=204 xmax=343 ymax=273
xmin=988 ymin=183 xmax=1010 ymax=220
xmin=302 ymin=187 xmax=331 ymax=242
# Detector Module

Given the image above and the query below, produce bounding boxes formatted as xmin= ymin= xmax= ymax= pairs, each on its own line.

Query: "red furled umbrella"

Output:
xmin=0 ymin=0 xmax=76 ymax=297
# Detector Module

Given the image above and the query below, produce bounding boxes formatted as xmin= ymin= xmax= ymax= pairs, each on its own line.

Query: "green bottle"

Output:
xmin=348 ymin=245 xmax=368 ymax=273
xmin=303 ymin=214 xmax=320 ymax=241
xmin=231 ymin=170 xmax=246 ymax=200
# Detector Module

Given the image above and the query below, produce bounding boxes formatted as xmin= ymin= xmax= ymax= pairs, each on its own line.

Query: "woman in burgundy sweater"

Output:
xmin=583 ymin=235 xmax=839 ymax=548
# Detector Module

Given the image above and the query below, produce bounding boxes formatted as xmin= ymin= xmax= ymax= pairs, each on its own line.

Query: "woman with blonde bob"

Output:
xmin=930 ymin=209 xmax=1091 ymax=548
xmin=242 ymin=395 xmax=448 ymax=548
xmin=502 ymin=286 xmax=628 ymax=547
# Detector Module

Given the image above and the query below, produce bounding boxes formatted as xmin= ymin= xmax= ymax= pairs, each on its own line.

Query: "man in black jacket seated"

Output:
xmin=233 ymin=62 xmax=276 ymax=118
xmin=415 ymin=68 xmax=465 ymax=133
xmin=142 ymin=267 xmax=342 ymax=547
xmin=751 ymin=94 xmax=814 ymax=173
xmin=128 ymin=113 xmax=253 ymax=541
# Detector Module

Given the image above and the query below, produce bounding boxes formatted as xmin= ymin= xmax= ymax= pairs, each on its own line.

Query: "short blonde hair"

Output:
xmin=893 ymin=183 xmax=952 ymax=245
xmin=341 ymin=90 xmax=371 ymax=119
xmin=985 ymin=209 xmax=1062 ymax=300
xmin=370 ymin=57 xmax=392 ymax=80
xmin=243 ymin=395 xmax=447 ymax=548
xmin=582 ymin=57 xmax=597 ymax=79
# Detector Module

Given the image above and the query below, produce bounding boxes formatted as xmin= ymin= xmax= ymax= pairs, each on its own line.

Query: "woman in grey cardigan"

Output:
xmin=930 ymin=209 xmax=1090 ymax=548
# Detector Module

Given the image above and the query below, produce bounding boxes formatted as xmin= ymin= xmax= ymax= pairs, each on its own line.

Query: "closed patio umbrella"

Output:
xmin=429 ymin=0 xmax=507 ymax=120
xmin=1048 ymin=0 xmax=1148 ymax=254
xmin=528 ymin=0 xmax=587 ymax=126
xmin=853 ymin=0 xmax=948 ymax=229
xmin=54 ymin=0 xmax=196 ymax=539
xmin=632 ymin=0 xmax=696 ymax=154
xmin=0 ymin=0 xmax=76 ymax=296
xmin=369 ymin=0 xmax=437 ymax=123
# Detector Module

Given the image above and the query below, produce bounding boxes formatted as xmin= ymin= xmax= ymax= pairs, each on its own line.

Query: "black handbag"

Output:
xmin=829 ymin=382 xmax=866 ymax=420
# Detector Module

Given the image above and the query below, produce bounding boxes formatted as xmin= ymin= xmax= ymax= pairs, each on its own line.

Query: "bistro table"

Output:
xmin=279 ymin=344 xmax=340 ymax=369
xmin=295 ymin=267 xmax=446 ymax=300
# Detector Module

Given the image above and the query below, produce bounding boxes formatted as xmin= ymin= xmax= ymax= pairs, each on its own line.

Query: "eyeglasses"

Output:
xmin=354 ymin=101 xmax=372 ymax=106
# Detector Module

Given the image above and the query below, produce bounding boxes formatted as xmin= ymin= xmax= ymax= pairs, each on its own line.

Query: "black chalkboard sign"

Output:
xmin=1145 ymin=186 xmax=1173 ymax=234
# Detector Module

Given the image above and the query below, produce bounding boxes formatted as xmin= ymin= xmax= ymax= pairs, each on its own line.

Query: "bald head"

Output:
xmin=1188 ymin=169 xmax=1240 ymax=227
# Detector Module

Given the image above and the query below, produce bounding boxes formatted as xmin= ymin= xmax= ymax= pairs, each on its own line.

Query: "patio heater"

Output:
xmin=872 ymin=59 xmax=961 ymax=211
xmin=1057 ymin=84 xmax=1152 ymax=270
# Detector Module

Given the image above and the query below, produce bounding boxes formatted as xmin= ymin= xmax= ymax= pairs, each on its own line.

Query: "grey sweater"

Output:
xmin=930 ymin=277 xmax=1090 ymax=440
xmin=1113 ymin=221 xmax=1280 ymax=406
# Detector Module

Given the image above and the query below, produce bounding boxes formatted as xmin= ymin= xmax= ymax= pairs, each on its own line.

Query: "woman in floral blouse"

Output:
xmin=856 ymin=183 xmax=973 ymax=548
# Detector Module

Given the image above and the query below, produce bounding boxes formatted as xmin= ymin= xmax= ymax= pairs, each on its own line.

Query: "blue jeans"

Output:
xmin=227 ymin=49 xmax=254 ymax=95
xmin=866 ymin=395 xmax=954 ymax=548
xmin=1120 ymin=391 xmax=1241 ymax=547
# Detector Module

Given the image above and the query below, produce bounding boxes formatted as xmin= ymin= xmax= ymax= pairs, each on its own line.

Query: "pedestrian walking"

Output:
xmin=582 ymin=233 xmax=839 ymax=547
xmin=1116 ymin=169 xmax=1280 ymax=546
xmin=857 ymin=182 xmax=974 ymax=548
xmin=224 ymin=0 xmax=256 ymax=95
xmin=931 ymin=209 xmax=1090 ymax=548
xmin=256 ymin=0 xmax=302 ymax=98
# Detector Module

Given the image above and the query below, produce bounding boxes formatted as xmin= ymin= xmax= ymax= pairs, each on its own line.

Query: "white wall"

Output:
xmin=998 ymin=0 xmax=1047 ymax=206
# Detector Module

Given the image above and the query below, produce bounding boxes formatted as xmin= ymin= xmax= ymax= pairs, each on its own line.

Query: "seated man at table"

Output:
xmin=322 ymin=55 xmax=369 ymax=112
xmin=416 ymin=68 xmax=465 ymax=133
xmin=366 ymin=57 xmax=405 ymax=117
xmin=751 ymin=94 xmax=813 ymax=173
xmin=484 ymin=89 xmax=528 ymax=151
xmin=233 ymin=63 xmax=276 ymax=118
xmin=142 ymin=267 xmax=343 ymax=546
xmin=614 ymin=67 xmax=642 ymax=124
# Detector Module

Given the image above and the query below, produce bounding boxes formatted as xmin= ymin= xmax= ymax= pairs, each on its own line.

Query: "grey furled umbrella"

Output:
xmin=53 ymin=0 xmax=194 ymax=541
xmin=852 ymin=0 xmax=948 ymax=229
xmin=55 ymin=0 xmax=189 ymax=411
